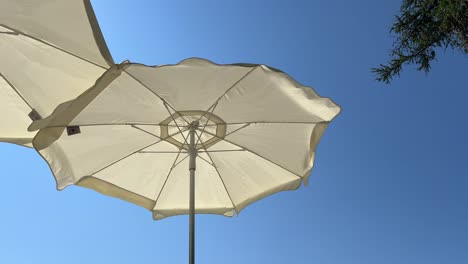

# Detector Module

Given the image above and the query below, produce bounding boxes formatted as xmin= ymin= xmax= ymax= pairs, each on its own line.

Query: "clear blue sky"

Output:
xmin=1 ymin=0 xmax=467 ymax=263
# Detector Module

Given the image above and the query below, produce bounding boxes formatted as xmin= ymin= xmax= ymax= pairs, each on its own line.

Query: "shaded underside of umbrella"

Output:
xmin=0 ymin=0 xmax=113 ymax=146
xmin=30 ymin=58 xmax=341 ymax=220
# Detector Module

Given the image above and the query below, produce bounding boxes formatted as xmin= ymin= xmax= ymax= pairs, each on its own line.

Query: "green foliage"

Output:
xmin=373 ymin=0 xmax=467 ymax=83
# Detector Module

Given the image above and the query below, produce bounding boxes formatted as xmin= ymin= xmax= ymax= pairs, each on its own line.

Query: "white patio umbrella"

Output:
xmin=29 ymin=58 xmax=340 ymax=264
xmin=0 ymin=0 xmax=113 ymax=146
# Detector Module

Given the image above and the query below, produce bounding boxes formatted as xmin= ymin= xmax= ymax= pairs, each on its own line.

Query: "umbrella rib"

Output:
xmin=224 ymin=123 xmax=251 ymax=137
xmin=175 ymin=121 xmax=328 ymax=127
xmin=164 ymin=103 xmax=190 ymax=147
xmin=89 ymin=141 xmax=161 ymax=177
xmin=130 ymin=124 xmax=162 ymax=139
xmin=152 ymin=147 xmax=185 ymax=211
xmin=139 ymin=149 xmax=245 ymax=153
xmin=194 ymin=133 xmax=237 ymax=213
xmin=89 ymin=128 xmax=188 ymax=177
xmin=0 ymin=24 xmax=107 ymax=70
xmin=199 ymin=149 xmax=245 ymax=153
xmin=173 ymin=154 xmax=189 ymax=168
xmin=38 ymin=123 xmax=162 ymax=129
xmin=204 ymin=66 xmax=258 ymax=112
xmin=0 ymin=73 xmax=34 ymax=110
xmin=139 ymin=151 xmax=185 ymax=154
xmin=197 ymin=154 xmax=214 ymax=166
xmin=194 ymin=102 xmax=218 ymax=147
xmin=197 ymin=129 xmax=303 ymax=180
xmin=123 ymin=70 xmax=190 ymax=124
xmin=194 ymin=102 xmax=217 ymax=125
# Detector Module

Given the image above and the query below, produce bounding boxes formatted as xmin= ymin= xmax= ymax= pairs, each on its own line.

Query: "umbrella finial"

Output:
xmin=189 ymin=121 xmax=199 ymax=130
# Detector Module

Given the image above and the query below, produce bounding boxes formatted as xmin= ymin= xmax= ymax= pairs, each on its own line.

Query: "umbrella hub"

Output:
xmin=159 ymin=110 xmax=226 ymax=151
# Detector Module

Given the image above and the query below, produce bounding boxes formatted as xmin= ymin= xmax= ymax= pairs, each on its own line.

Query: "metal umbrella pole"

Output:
xmin=188 ymin=121 xmax=199 ymax=264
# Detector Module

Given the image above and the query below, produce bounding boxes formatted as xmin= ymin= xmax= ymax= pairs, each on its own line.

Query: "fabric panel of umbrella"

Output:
xmin=29 ymin=58 xmax=341 ymax=263
xmin=0 ymin=0 xmax=113 ymax=146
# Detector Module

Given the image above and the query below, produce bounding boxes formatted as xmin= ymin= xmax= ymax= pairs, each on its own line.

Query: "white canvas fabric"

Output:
xmin=0 ymin=0 xmax=113 ymax=146
xmin=30 ymin=58 xmax=341 ymax=220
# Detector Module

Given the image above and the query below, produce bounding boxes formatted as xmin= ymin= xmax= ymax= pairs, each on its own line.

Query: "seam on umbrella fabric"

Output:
xmin=203 ymin=66 xmax=258 ymax=112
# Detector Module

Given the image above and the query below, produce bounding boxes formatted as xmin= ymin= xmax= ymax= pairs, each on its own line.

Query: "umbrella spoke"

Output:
xmin=124 ymin=69 xmax=191 ymax=124
xmin=197 ymin=154 xmax=214 ymax=167
xmin=139 ymin=151 xmax=185 ymax=154
xmin=194 ymin=132 xmax=237 ymax=214
xmin=196 ymin=129 xmax=303 ymax=180
xmin=194 ymin=103 xmax=218 ymax=147
xmin=130 ymin=124 xmax=161 ymax=139
xmin=225 ymin=123 xmax=251 ymax=137
xmin=37 ymin=123 xmax=162 ymax=128
xmin=89 ymin=127 xmax=188 ymax=177
xmin=193 ymin=102 xmax=217 ymax=125
xmin=198 ymin=149 xmax=245 ymax=153
xmin=173 ymin=154 xmax=189 ymax=168
xmin=164 ymin=103 xmax=190 ymax=147
xmin=138 ymin=149 xmax=245 ymax=153
xmin=152 ymin=146 xmax=185 ymax=211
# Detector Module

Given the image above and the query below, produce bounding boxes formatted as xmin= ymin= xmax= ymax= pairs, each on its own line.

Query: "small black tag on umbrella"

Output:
xmin=67 ymin=126 xmax=81 ymax=136
xmin=28 ymin=109 xmax=42 ymax=121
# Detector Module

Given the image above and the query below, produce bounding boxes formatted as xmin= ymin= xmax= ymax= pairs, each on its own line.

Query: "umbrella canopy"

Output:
xmin=0 ymin=0 xmax=113 ymax=146
xmin=29 ymin=58 xmax=341 ymax=219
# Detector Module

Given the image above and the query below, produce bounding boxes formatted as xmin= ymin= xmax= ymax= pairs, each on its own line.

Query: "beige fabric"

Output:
xmin=0 ymin=0 xmax=113 ymax=146
xmin=31 ymin=58 xmax=341 ymax=220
